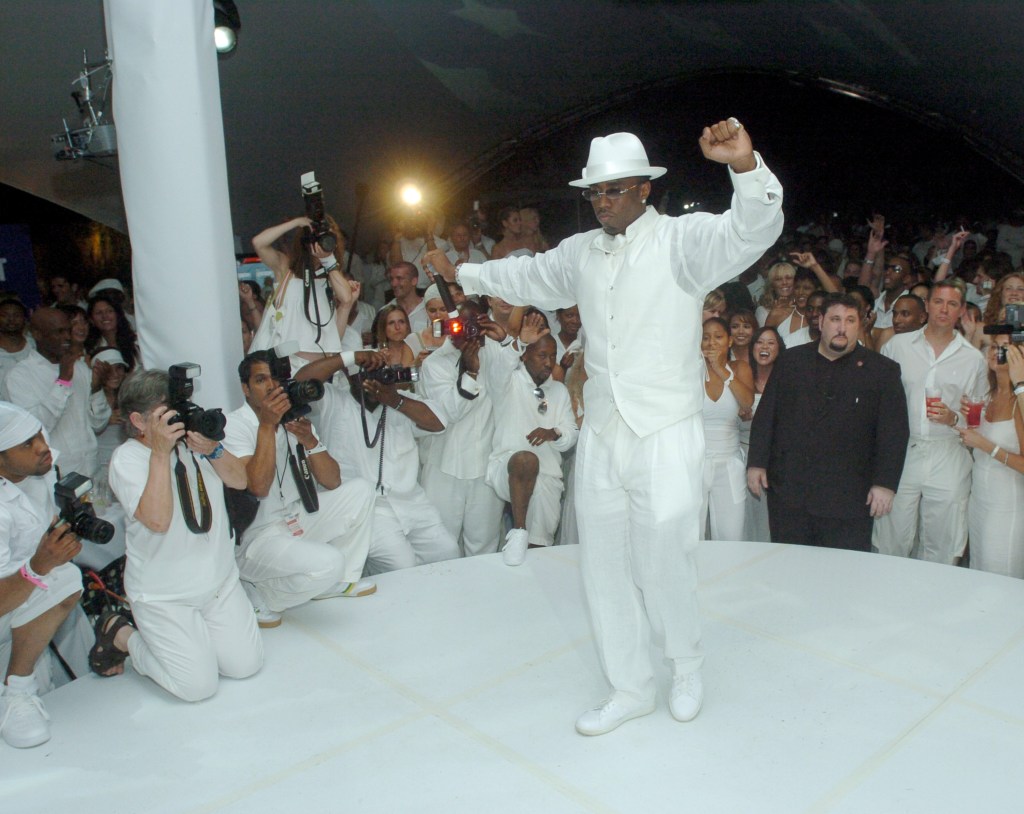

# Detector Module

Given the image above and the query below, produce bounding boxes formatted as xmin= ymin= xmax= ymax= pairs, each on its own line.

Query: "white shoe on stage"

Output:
xmin=669 ymin=671 xmax=704 ymax=722
xmin=575 ymin=694 xmax=656 ymax=736
xmin=502 ymin=528 xmax=529 ymax=566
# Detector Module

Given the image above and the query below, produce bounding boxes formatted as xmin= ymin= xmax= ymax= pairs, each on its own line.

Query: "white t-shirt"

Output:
xmin=223 ymin=403 xmax=323 ymax=534
xmin=0 ymin=467 xmax=55 ymax=579
xmin=250 ymin=274 xmax=343 ymax=357
xmin=109 ymin=440 xmax=237 ymax=601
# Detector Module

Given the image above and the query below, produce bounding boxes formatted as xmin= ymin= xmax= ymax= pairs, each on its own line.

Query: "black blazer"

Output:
xmin=748 ymin=343 xmax=909 ymax=519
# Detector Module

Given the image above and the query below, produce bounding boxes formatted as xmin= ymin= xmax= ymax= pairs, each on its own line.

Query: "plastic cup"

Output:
xmin=966 ymin=399 xmax=984 ymax=428
xmin=925 ymin=386 xmax=942 ymax=411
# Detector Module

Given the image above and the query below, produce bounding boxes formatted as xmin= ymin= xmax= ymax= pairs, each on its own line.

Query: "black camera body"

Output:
xmin=267 ymin=344 xmax=324 ymax=423
xmin=301 ymin=171 xmax=337 ymax=254
xmin=983 ymin=303 xmax=1024 ymax=363
xmin=168 ymin=363 xmax=227 ymax=441
xmin=432 ymin=313 xmax=481 ymax=341
xmin=54 ymin=473 xmax=114 ymax=544
xmin=359 ymin=365 xmax=420 ymax=386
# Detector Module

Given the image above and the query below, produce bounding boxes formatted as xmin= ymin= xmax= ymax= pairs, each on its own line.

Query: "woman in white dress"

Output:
xmin=700 ymin=318 xmax=754 ymax=541
xmin=742 ymin=326 xmax=785 ymax=542
xmin=957 ymin=335 xmax=1024 ymax=577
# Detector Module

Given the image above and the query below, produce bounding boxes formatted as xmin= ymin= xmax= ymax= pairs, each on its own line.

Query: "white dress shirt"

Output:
xmin=880 ymin=327 xmax=988 ymax=440
xmin=457 ymin=155 xmax=783 ymax=437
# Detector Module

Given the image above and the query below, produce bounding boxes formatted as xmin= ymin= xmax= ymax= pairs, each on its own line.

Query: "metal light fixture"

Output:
xmin=213 ymin=0 xmax=241 ymax=56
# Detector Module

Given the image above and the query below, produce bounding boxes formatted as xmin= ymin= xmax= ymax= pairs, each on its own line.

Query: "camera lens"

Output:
xmin=287 ymin=379 xmax=324 ymax=406
xmin=193 ymin=408 xmax=227 ymax=441
xmin=73 ymin=513 xmax=115 ymax=544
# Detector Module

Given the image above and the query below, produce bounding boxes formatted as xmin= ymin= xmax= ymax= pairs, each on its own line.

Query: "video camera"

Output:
xmin=268 ymin=341 xmax=325 ymax=423
xmin=983 ymin=303 xmax=1024 ymax=363
xmin=54 ymin=473 xmax=115 ymax=544
xmin=300 ymin=171 xmax=337 ymax=254
xmin=432 ymin=310 xmax=481 ymax=341
xmin=168 ymin=363 xmax=227 ymax=441
xmin=358 ymin=365 xmax=419 ymax=386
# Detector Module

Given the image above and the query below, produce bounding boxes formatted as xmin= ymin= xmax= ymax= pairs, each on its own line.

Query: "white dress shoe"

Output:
xmin=575 ymin=695 xmax=656 ymax=736
xmin=669 ymin=671 xmax=704 ymax=722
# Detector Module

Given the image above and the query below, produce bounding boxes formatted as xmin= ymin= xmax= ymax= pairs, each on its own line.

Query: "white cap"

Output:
xmin=0 ymin=401 xmax=43 ymax=452
xmin=91 ymin=348 xmax=128 ymax=368
xmin=88 ymin=278 xmax=125 ymax=298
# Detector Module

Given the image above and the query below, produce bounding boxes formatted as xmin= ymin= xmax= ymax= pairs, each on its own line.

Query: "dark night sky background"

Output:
xmin=3 ymin=72 xmax=1023 ymax=266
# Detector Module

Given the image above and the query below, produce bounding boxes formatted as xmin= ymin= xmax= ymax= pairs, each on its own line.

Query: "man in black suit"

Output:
xmin=747 ymin=293 xmax=909 ymax=551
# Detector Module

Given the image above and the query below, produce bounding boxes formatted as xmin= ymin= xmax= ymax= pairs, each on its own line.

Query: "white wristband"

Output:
xmin=990 ymin=445 xmax=1002 ymax=459
xmin=320 ymin=255 xmax=338 ymax=271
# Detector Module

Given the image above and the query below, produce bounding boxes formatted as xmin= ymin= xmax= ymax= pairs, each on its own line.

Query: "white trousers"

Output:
xmin=127 ymin=571 xmax=263 ymax=702
xmin=487 ymin=453 xmax=564 ymax=547
xmin=575 ymin=412 xmax=703 ymax=703
xmin=872 ymin=438 xmax=972 ymax=563
xmin=367 ymin=493 xmax=460 ymax=575
xmin=700 ymin=454 xmax=747 ymax=541
xmin=421 ymin=464 xmax=504 ymax=556
xmin=237 ymin=478 xmax=375 ymax=611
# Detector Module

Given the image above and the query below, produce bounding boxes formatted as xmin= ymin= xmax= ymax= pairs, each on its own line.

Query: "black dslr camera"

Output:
xmin=54 ymin=473 xmax=114 ymax=544
xmin=983 ymin=303 xmax=1024 ymax=363
xmin=300 ymin=171 xmax=337 ymax=253
xmin=359 ymin=365 xmax=420 ymax=386
xmin=168 ymin=363 xmax=227 ymax=441
xmin=268 ymin=341 xmax=324 ymax=423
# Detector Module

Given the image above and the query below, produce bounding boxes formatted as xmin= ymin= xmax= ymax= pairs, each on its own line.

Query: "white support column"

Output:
xmin=104 ymin=0 xmax=241 ymax=411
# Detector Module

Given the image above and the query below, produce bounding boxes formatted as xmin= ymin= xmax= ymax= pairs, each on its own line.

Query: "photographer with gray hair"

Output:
xmin=90 ymin=369 xmax=263 ymax=701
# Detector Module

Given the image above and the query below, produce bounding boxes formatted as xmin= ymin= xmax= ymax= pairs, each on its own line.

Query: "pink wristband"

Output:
xmin=19 ymin=564 xmax=48 ymax=590
xmin=55 ymin=378 xmax=72 ymax=387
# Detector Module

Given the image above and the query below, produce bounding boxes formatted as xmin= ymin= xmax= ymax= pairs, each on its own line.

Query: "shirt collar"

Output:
xmin=591 ymin=205 xmax=658 ymax=252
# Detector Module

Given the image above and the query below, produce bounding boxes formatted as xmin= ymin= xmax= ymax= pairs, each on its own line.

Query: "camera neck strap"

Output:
xmin=285 ymin=435 xmax=320 ymax=514
xmin=357 ymin=386 xmax=388 ymax=494
xmin=456 ymin=358 xmax=480 ymax=401
xmin=302 ymin=266 xmax=336 ymax=346
xmin=174 ymin=446 xmax=213 ymax=535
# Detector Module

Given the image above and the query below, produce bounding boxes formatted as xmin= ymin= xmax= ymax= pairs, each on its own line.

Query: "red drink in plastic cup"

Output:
xmin=966 ymin=401 xmax=983 ymax=428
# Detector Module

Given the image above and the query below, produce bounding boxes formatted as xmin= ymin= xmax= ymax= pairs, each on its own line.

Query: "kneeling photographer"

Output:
xmin=222 ymin=347 xmax=382 ymax=629
xmin=0 ymin=402 xmax=100 ymax=748
xmin=93 ymin=368 xmax=263 ymax=702
xmin=296 ymin=351 xmax=459 ymax=573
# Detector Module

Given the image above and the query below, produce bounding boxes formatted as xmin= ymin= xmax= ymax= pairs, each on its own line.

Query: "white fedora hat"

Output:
xmin=568 ymin=132 xmax=666 ymax=188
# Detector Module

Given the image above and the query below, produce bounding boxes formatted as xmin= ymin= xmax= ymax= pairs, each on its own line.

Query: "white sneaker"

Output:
xmin=242 ymin=581 xmax=282 ymax=629
xmin=669 ymin=671 xmax=704 ymax=722
xmin=502 ymin=528 xmax=529 ymax=566
xmin=313 ymin=579 xmax=377 ymax=599
xmin=0 ymin=678 xmax=51 ymax=749
xmin=575 ymin=695 xmax=656 ymax=736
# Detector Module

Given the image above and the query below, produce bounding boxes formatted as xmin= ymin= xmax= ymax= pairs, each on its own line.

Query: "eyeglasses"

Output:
xmin=533 ymin=386 xmax=548 ymax=415
xmin=885 ymin=264 xmax=905 ymax=272
xmin=581 ymin=183 xmax=641 ymax=202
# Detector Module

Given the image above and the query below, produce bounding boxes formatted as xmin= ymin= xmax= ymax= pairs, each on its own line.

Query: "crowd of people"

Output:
xmin=3 ymin=153 xmax=1024 ymax=747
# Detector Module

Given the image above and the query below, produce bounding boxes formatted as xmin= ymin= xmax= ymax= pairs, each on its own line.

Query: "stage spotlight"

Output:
xmin=400 ymin=183 xmax=423 ymax=207
xmin=213 ymin=0 xmax=241 ymax=55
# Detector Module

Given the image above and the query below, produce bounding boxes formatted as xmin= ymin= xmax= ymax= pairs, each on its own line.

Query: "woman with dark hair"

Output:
xmin=700 ymin=317 xmax=754 ymax=541
xmin=372 ymin=304 xmax=416 ymax=367
xmin=489 ymin=206 xmax=528 ymax=260
xmin=57 ymin=303 xmax=89 ymax=361
xmin=86 ymin=294 xmax=140 ymax=370
xmin=956 ymin=335 xmax=1024 ymax=577
xmin=743 ymin=326 xmax=785 ymax=542
xmin=729 ymin=309 xmax=757 ymax=366
xmin=238 ymin=280 xmax=265 ymax=333
xmin=250 ymin=214 xmax=359 ymax=365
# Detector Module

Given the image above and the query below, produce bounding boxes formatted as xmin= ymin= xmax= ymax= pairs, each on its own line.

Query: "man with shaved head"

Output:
xmin=0 ymin=308 xmax=111 ymax=477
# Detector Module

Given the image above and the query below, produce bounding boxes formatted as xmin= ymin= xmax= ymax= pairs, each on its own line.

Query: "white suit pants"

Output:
xmin=237 ymin=478 xmax=375 ymax=611
xmin=872 ymin=438 xmax=972 ymax=563
xmin=422 ymin=464 xmax=504 ymax=556
xmin=367 ymin=493 xmax=459 ymax=575
xmin=575 ymin=412 xmax=703 ymax=703
xmin=127 ymin=571 xmax=263 ymax=702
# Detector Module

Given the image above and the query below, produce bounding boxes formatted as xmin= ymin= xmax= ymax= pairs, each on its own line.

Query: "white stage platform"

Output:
xmin=6 ymin=541 xmax=1024 ymax=814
